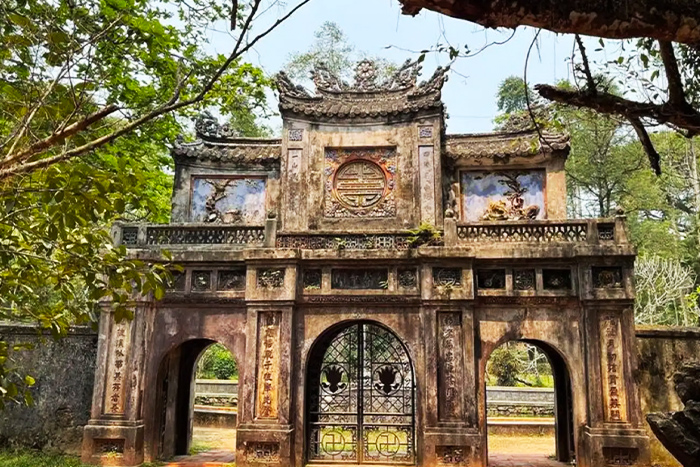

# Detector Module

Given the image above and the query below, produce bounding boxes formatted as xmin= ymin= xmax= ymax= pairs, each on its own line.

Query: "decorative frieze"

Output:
xmin=192 ymin=270 xmax=212 ymax=292
xmin=513 ymin=269 xmax=535 ymax=291
xmin=477 ymin=269 xmax=506 ymax=289
xmin=331 ymin=269 xmax=388 ymax=290
xmin=104 ymin=320 xmax=131 ymax=415
xmin=438 ymin=313 xmax=464 ymax=421
xmin=218 ymin=269 xmax=246 ymax=291
xmin=246 ymin=442 xmax=281 ymax=464
xmin=257 ymin=269 xmax=285 ymax=289
xmin=276 ymin=233 xmax=411 ymax=250
xmin=145 ymin=225 xmax=265 ymax=245
xmin=457 ymin=222 xmax=587 ymax=243
xmin=94 ymin=438 xmax=125 ymax=454
xmin=600 ymin=313 xmax=627 ymax=422
xmin=419 ymin=145 xmax=436 ymax=223
xmin=543 ymin=269 xmax=571 ymax=290
xmin=256 ymin=312 xmax=281 ymax=419
xmin=593 ymin=267 xmax=623 ymax=289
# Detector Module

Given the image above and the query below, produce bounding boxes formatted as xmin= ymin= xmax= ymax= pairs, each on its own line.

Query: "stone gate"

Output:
xmin=81 ymin=60 xmax=651 ymax=467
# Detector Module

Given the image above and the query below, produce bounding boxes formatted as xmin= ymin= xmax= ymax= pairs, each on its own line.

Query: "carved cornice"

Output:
xmin=276 ymin=59 xmax=449 ymax=121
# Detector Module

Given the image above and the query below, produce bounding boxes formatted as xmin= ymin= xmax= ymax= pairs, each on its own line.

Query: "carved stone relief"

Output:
xmin=543 ymin=269 xmax=571 ymax=290
xmin=603 ymin=447 xmax=638 ymax=465
xmin=433 ymin=268 xmax=462 ymax=288
xmin=246 ymin=442 xmax=281 ymax=464
xmin=593 ymin=267 xmax=623 ymax=289
xmin=476 ymin=269 xmax=506 ymax=289
xmin=438 ymin=313 xmax=464 ymax=421
xmin=256 ymin=312 xmax=281 ymax=419
xmin=303 ymin=269 xmax=322 ymax=290
xmin=419 ymin=145 xmax=436 ymax=223
xmin=513 ymin=269 xmax=535 ymax=291
xmin=192 ymin=270 xmax=212 ymax=292
xmin=436 ymin=445 xmax=468 ymax=465
xmin=324 ymin=148 xmax=396 ymax=218
xmin=600 ymin=313 xmax=627 ymax=423
xmin=257 ymin=269 xmax=285 ymax=289
xmin=398 ymin=269 xmax=418 ymax=289
xmin=419 ymin=126 xmax=433 ymax=139
xmin=331 ymin=269 xmax=388 ymax=290
xmin=218 ymin=269 xmax=246 ymax=291
xmin=288 ymin=128 xmax=303 ymax=142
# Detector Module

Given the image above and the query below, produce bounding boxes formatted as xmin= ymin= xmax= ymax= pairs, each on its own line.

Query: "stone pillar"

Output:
xmin=580 ymin=303 xmax=651 ymax=467
xmin=236 ymin=259 xmax=298 ymax=467
xmin=82 ymin=303 xmax=151 ymax=466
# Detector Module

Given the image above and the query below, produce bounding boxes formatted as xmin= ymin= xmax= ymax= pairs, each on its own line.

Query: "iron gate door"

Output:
xmin=307 ymin=323 xmax=415 ymax=464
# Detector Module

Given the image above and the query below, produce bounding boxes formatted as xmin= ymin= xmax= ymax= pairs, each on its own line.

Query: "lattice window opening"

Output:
xmin=257 ymin=268 xmax=285 ymax=288
xmin=145 ymin=226 xmax=265 ymax=245
xmin=593 ymin=267 xmax=624 ymax=289
xmin=432 ymin=268 xmax=462 ymax=288
xmin=303 ymin=269 xmax=323 ymax=290
xmin=397 ymin=269 xmax=418 ymax=289
xmin=597 ymin=223 xmax=615 ymax=242
xmin=192 ymin=270 xmax=212 ymax=291
xmin=542 ymin=269 xmax=572 ymax=291
xmin=331 ymin=269 xmax=389 ymax=290
xmin=166 ymin=270 xmax=186 ymax=291
xmin=513 ymin=269 xmax=536 ymax=291
xmin=476 ymin=269 xmax=506 ymax=290
xmin=217 ymin=269 xmax=246 ymax=291
xmin=121 ymin=227 xmax=139 ymax=246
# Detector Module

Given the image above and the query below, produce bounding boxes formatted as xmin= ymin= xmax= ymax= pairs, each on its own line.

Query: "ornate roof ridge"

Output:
xmin=446 ymin=129 xmax=569 ymax=141
xmin=275 ymin=58 xmax=449 ymax=120
xmin=445 ymin=129 xmax=570 ymax=160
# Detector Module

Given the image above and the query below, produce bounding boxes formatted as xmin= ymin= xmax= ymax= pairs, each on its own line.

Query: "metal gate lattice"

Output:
xmin=307 ymin=323 xmax=415 ymax=464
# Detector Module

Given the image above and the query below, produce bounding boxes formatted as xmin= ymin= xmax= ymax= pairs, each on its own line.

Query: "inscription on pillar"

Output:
xmin=256 ymin=311 xmax=281 ymax=419
xmin=438 ymin=312 xmax=464 ymax=421
xmin=419 ymin=145 xmax=436 ymax=224
xmin=600 ymin=313 xmax=627 ymax=422
xmin=436 ymin=445 xmax=468 ymax=465
xmin=104 ymin=319 xmax=131 ymax=415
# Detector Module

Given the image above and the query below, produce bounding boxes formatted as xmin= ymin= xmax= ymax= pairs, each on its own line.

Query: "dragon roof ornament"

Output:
xmin=275 ymin=58 xmax=449 ymax=120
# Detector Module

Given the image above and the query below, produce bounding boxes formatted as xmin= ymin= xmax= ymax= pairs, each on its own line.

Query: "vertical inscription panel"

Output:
xmin=256 ymin=311 xmax=281 ymax=420
xmin=438 ymin=312 xmax=465 ymax=421
xmin=419 ymin=146 xmax=436 ymax=225
xmin=599 ymin=313 xmax=628 ymax=423
xmin=104 ymin=318 xmax=132 ymax=415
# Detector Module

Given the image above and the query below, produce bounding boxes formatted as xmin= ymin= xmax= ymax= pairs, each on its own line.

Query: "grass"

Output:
xmin=0 ymin=449 xmax=164 ymax=467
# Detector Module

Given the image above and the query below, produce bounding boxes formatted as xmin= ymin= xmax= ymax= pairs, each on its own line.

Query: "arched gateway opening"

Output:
xmin=306 ymin=322 xmax=416 ymax=465
xmin=154 ymin=339 xmax=238 ymax=461
xmin=486 ymin=340 xmax=574 ymax=466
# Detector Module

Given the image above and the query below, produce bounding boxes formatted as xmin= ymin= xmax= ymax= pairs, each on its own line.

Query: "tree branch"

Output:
xmin=628 ymin=116 xmax=662 ymax=175
xmin=658 ymin=40 xmax=691 ymax=112
xmin=575 ymin=34 xmax=596 ymax=94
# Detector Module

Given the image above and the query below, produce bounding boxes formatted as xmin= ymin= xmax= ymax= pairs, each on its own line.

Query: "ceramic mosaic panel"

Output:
xmin=190 ymin=177 xmax=266 ymax=224
xmin=324 ymin=147 xmax=396 ymax=218
xmin=461 ymin=170 xmax=545 ymax=222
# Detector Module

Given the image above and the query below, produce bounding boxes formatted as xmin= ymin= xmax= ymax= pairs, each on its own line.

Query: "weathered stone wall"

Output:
xmin=0 ymin=323 xmax=97 ymax=454
xmin=636 ymin=326 xmax=700 ymax=467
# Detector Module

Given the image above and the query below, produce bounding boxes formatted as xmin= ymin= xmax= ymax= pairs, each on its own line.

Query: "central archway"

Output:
xmin=305 ymin=322 xmax=416 ymax=465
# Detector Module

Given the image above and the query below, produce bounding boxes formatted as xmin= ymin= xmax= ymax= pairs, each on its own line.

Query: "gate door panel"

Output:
xmin=307 ymin=323 xmax=415 ymax=464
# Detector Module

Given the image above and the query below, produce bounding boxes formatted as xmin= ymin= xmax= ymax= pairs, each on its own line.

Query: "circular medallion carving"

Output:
xmin=333 ymin=160 xmax=387 ymax=209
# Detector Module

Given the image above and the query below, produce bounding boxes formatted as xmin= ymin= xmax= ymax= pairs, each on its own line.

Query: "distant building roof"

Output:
xmin=276 ymin=59 xmax=448 ymax=121
xmin=445 ymin=130 xmax=570 ymax=161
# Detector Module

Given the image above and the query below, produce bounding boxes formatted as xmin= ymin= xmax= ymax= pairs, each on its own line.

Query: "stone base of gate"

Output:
xmin=581 ymin=426 xmax=650 ymax=467
xmin=424 ymin=427 xmax=482 ymax=467
xmin=235 ymin=423 xmax=294 ymax=467
xmin=81 ymin=420 xmax=144 ymax=466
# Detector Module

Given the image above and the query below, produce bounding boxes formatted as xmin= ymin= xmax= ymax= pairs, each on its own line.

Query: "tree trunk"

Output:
xmin=398 ymin=0 xmax=700 ymax=45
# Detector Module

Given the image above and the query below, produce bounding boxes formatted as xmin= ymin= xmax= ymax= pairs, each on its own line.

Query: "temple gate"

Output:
xmin=82 ymin=59 xmax=651 ymax=467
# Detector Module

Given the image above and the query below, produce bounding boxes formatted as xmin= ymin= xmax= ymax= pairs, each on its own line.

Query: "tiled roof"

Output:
xmin=445 ymin=130 xmax=570 ymax=160
xmin=276 ymin=59 xmax=448 ymax=120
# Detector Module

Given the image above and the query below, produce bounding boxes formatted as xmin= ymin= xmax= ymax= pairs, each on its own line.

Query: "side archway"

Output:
xmin=305 ymin=321 xmax=416 ymax=465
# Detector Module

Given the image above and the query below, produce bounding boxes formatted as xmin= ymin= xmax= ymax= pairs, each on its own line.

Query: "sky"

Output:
xmin=203 ymin=0 xmax=602 ymax=134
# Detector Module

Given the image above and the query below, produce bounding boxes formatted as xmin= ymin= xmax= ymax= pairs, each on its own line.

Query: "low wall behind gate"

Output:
xmin=635 ymin=326 xmax=700 ymax=467
xmin=0 ymin=323 xmax=97 ymax=453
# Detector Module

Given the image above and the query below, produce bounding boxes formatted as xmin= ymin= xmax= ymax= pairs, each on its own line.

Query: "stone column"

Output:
xmin=580 ymin=302 xmax=651 ymax=467
xmin=236 ymin=259 xmax=298 ymax=467
xmin=82 ymin=302 xmax=151 ymax=466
